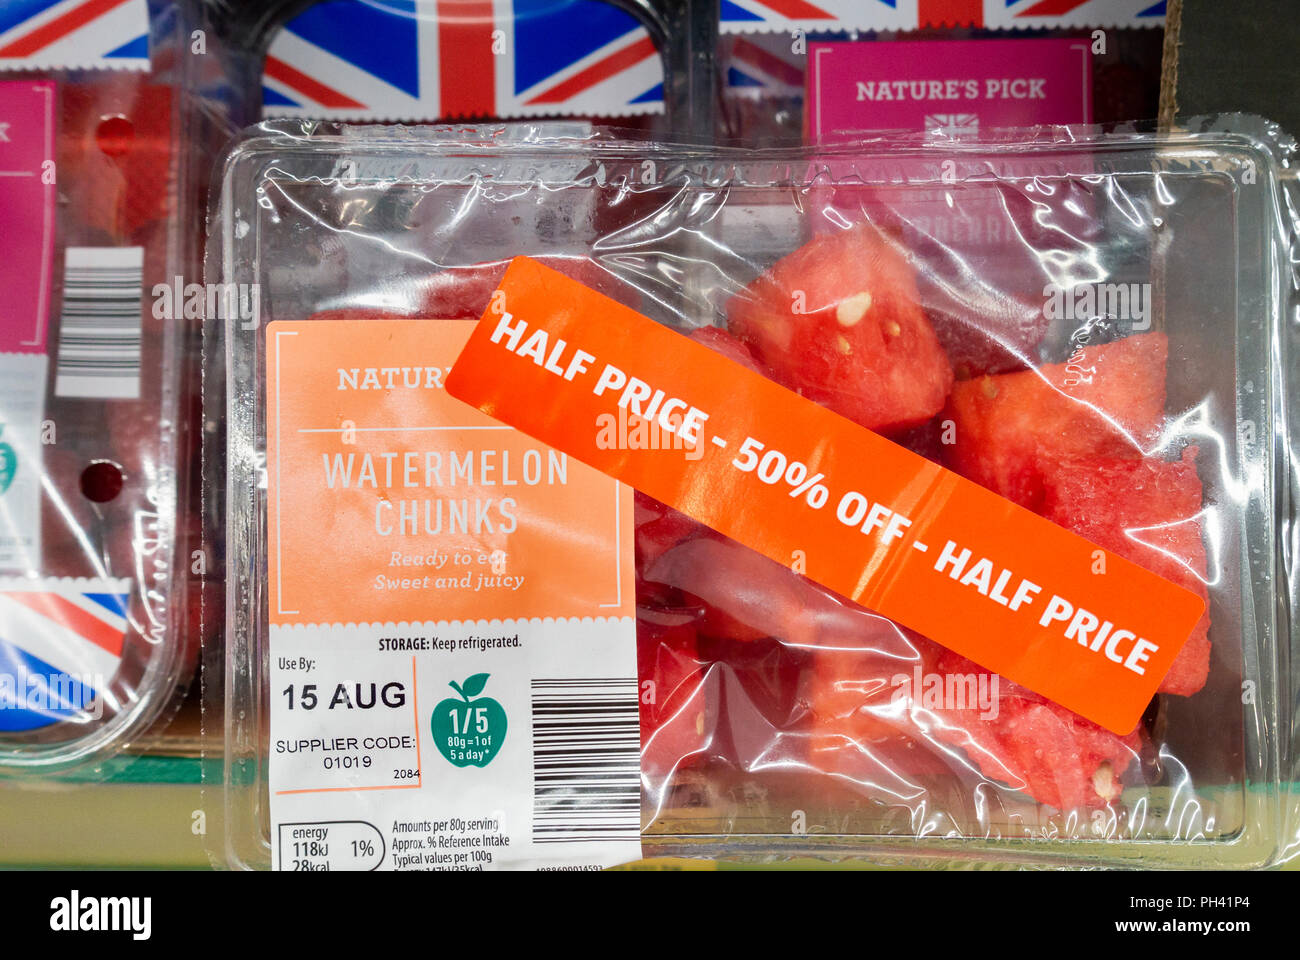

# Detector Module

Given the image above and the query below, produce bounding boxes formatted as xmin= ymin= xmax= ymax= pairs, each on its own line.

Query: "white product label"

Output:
xmin=269 ymin=618 xmax=639 ymax=871
xmin=55 ymin=247 xmax=144 ymax=400
xmin=0 ymin=353 xmax=48 ymax=572
xmin=263 ymin=318 xmax=640 ymax=871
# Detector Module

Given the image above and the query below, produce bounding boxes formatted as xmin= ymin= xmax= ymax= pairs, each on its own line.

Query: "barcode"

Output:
xmin=55 ymin=247 xmax=144 ymax=399
xmin=532 ymin=677 xmax=641 ymax=844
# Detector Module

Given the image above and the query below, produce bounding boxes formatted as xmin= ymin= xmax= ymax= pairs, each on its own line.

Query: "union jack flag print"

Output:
xmin=720 ymin=0 xmax=916 ymax=34
xmin=719 ymin=0 xmax=1164 ymax=32
xmin=0 ymin=0 xmax=150 ymax=72
xmin=262 ymin=0 xmax=665 ymax=122
xmin=723 ymin=33 xmax=804 ymax=98
xmin=925 ymin=113 xmax=980 ymax=137
xmin=0 ymin=578 xmax=130 ymax=731
xmin=981 ymin=0 xmax=1165 ymax=29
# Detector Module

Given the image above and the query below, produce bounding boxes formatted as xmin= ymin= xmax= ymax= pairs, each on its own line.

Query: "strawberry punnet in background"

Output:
xmin=0 ymin=0 xmax=204 ymax=759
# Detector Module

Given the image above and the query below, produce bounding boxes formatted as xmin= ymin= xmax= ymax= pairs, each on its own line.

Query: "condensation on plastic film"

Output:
xmin=209 ymin=120 xmax=1297 ymax=869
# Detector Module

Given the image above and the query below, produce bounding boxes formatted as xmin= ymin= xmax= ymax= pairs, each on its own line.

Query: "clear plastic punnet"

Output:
xmin=0 ymin=0 xmax=218 ymax=778
xmin=209 ymin=121 xmax=1297 ymax=870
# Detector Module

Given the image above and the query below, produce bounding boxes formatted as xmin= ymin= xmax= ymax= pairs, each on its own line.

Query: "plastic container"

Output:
xmin=0 ymin=0 xmax=224 ymax=777
xmin=208 ymin=120 xmax=1296 ymax=869
xmin=715 ymin=10 xmax=1167 ymax=146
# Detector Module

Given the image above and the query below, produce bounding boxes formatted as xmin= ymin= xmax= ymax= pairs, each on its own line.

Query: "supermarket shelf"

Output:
xmin=0 ymin=777 xmax=210 ymax=870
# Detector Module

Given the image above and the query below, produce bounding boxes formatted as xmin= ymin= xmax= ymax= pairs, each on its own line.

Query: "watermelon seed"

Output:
xmin=835 ymin=290 xmax=873 ymax=327
xmin=1092 ymin=761 xmax=1119 ymax=801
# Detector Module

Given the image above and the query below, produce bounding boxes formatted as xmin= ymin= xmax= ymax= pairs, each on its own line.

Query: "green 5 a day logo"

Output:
xmin=432 ymin=673 xmax=507 ymax=768
xmin=0 ymin=426 xmax=16 ymax=496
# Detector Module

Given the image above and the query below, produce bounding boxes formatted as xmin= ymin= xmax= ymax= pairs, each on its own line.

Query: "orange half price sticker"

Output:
xmin=444 ymin=257 xmax=1205 ymax=734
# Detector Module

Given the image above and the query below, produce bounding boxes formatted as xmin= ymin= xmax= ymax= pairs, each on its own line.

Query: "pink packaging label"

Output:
xmin=0 ymin=80 xmax=56 ymax=354
xmin=803 ymin=40 xmax=1100 ymax=383
xmin=807 ymin=38 xmax=1092 ymax=143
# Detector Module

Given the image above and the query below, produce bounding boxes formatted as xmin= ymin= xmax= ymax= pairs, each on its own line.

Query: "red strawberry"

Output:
xmin=59 ymin=78 xmax=173 ymax=243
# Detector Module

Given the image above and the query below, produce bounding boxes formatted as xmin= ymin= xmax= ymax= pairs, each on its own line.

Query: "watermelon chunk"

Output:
xmin=634 ymin=492 xmax=708 ymax=574
xmin=925 ymin=289 xmax=1050 ymax=380
xmin=687 ymin=326 xmax=768 ymax=375
xmin=645 ymin=537 xmax=804 ymax=643
xmin=919 ymin=650 xmax=1144 ymax=810
xmin=892 ymin=416 xmax=948 ymax=465
xmin=637 ymin=609 xmax=715 ymax=794
xmin=943 ymin=332 xmax=1168 ymax=510
xmin=804 ymin=619 xmax=937 ymax=786
xmin=1041 ymin=449 xmax=1211 ymax=696
xmin=727 ymin=224 xmax=954 ymax=434
xmin=644 ymin=535 xmax=920 ymax=654
xmin=804 ymin=636 xmax=1144 ymax=809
